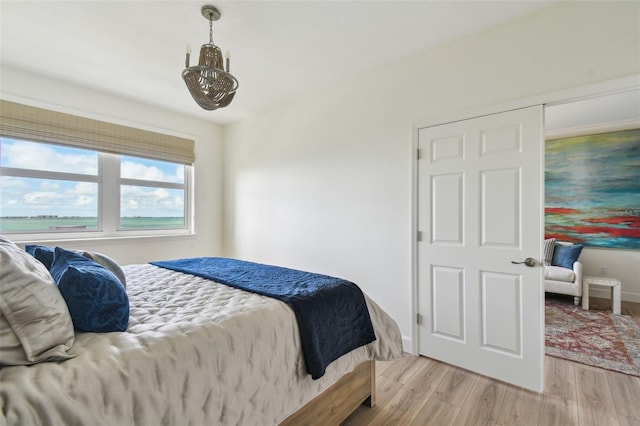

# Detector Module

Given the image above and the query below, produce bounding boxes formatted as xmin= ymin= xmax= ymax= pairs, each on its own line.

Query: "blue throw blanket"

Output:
xmin=150 ymin=257 xmax=376 ymax=379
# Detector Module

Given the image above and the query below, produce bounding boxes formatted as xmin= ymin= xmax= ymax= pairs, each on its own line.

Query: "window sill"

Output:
xmin=9 ymin=232 xmax=197 ymax=246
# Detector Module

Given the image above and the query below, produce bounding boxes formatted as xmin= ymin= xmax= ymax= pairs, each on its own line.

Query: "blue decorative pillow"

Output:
xmin=551 ymin=243 xmax=583 ymax=269
xmin=49 ymin=247 xmax=129 ymax=332
xmin=25 ymin=244 xmax=55 ymax=270
xmin=26 ymin=245 xmax=126 ymax=289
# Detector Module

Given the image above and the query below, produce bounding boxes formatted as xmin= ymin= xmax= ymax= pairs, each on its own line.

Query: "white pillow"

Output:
xmin=0 ymin=236 xmax=75 ymax=365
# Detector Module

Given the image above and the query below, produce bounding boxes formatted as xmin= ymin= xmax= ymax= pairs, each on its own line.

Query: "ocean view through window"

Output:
xmin=0 ymin=138 xmax=191 ymax=237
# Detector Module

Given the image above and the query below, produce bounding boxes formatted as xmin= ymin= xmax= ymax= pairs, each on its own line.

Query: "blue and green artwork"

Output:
xmin=545 ymin=128 xmax=640 ymax=250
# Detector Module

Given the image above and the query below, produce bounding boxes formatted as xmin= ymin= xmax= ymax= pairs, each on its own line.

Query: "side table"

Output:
xmin=582 ymin=275 xmax=621 ymax=314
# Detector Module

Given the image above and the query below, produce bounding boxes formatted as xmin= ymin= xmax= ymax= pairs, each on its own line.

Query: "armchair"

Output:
xmin=544 ymin=241 xmax=584 ymax=306
xmin=545 ymin=260 xmax=583 ymax=305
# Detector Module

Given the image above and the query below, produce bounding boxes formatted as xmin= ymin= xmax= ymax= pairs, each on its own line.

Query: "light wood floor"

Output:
xmin=342 ymin=298 xmax=640 ymax=426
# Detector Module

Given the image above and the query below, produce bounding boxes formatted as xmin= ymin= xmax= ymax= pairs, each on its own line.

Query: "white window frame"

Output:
xmin=0 ymin=140 xmax=193 ymax=241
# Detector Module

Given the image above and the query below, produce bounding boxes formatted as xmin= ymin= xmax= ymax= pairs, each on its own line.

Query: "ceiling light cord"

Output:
xmin=209 ymin=14 xmax=214 ymax=44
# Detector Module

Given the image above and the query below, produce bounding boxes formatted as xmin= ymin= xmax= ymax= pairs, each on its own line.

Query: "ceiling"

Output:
xmin=546 ymin=89 xmax=640 ymax=133
xmin=1 ymin=1 xmax=557 ymax=124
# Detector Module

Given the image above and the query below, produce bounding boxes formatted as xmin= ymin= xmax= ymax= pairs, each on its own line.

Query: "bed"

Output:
xmin=0 ymin=238 xmax=403 ymax=426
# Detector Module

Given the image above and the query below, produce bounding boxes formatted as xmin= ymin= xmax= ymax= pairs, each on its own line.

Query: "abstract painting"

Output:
xmin=545 ymin=128 xmax=640 ymax=250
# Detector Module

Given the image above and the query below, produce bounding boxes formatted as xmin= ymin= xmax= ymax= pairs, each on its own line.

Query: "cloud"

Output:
xmin=121 ymin=160 xmax=183 ymax=183
xmin=68 ymin=181 xmax=97 ymax=195
xmin=152 ymin=188 xmax=170 ymax=199
xmin=1 ymin=178 xmax=97 ymax=216
xmin=41 ymin=181 xmax=60 ymax=191
xmin=126 ymin=199 xmax=139 ymax=209
xmin=74 ymin=195 xmax=94 ymax=207
xmin=121 ymin=185 xmax=183 ymax=217
xmin=0 ymin=176 xmax=29 ymax=190
xmin=1 ymin=142 xmax=185 ymax=218
xmin=30 ymin=182 xmax=96 ymax=212
xmin=23 ymin=191 xmax=58 ymax=205
xmin=2 ymin=140 xmax=98 ymax=174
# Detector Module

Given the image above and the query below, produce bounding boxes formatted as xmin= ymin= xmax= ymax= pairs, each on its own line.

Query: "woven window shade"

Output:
xmin=0 ymin=100 xmax=195 ymax=165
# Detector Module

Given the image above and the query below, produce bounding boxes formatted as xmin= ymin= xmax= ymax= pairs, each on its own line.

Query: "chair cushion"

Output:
xmin=545 ymin=279 xmax=581 ymax=296
xmin=545 ymin=265 xmax=576 ymax=282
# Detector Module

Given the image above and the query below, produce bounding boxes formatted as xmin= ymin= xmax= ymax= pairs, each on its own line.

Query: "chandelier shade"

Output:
xmin=183 ymin=5 xmax=238 ymax=111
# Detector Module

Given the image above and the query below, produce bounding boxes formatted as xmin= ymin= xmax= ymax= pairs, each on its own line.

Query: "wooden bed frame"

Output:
xmin=280 ymin=360 xmax=375 ymax=425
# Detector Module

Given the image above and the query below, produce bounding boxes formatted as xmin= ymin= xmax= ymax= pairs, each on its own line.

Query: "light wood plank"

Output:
xmin=537 ymin=393 xmax=578 ymax=426
xmin=622 ymin=301 xmax=640 ymax=326
xmin=344 ymin=355 xmax=640 ymax=426
xmin=369 ymin=358 xmax=449 ymax=425
xmin=575 ymin=364 xmax=620 ymax=426
xmin=375 ymin=359 xmax=395 ymax=377
xmin=452 ymin=375 xmax=508 ymax=426
xmin=409 ymin=397 xmax=459 ymax=426
xmin=544 ymin=356 xmax=577 ymax=400
xmin=343 ymin=300 xmax=640 ymax=426
xmin=381 ymin=353 xmax=429 ymax=384
xmin=496 ymin=385 xmax=541 ymax=426
xmin=606 ymin=369 xmax=640 ymax=421
xmin=433 ymin=365 xmax=477 ymax=407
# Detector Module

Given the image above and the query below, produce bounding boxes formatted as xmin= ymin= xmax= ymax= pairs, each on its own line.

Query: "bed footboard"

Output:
xmin=280 ymin=360 xmax=375 ymax=425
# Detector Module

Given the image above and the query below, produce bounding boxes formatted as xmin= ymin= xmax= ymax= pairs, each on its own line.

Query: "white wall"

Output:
xmin=580 ymin=249 xmax=640 ymax=302
xmin=223 ymin=1 xmax=640 ymax=348
xmin=0 ymin=66 xmax=225 ymax=265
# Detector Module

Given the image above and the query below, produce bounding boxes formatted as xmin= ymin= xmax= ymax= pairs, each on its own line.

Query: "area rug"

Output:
xmin=545 ymin=299 xmax=640 ymax=376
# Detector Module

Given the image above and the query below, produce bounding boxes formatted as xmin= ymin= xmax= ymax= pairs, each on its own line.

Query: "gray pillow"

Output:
xmin=81 ymin=251 xmax=127 ymax=289
xmin=0 ymin=236 xmax=75 ymax=365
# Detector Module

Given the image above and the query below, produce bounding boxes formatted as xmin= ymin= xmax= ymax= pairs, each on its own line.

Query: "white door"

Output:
xmin=417 ymin=106 xmax=544 ymax=391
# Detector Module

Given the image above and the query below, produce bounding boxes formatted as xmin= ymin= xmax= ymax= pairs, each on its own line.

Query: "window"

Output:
xmin=119 ymin=156 xmax=187 ymax=229
xmin=0 ymin=99 xmax=195 ymax=240
xmin=0 ymin=139 xmax=100 ymax=232
xmin=0 ymin=138 xmax=191 ymax=238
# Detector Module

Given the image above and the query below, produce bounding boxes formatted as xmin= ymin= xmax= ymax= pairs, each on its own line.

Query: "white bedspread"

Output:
xmin=0 ymin=263 xmax=403 ymax=426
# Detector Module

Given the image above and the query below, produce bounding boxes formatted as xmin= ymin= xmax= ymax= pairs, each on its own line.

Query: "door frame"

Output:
xmin=410 ymin=74 xmax=640 ymax=356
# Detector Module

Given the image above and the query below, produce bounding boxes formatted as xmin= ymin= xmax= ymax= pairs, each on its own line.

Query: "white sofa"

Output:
xmin=544 ymin=241 xmax=584 ymax=306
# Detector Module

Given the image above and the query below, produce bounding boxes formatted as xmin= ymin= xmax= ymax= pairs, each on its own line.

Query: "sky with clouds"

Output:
xmin=0 ymin=139 xmax=185 ymax=217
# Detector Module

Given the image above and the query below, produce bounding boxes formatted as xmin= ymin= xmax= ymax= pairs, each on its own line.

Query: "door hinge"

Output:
xmin=417 ymin=148 xmax=423 ymax=160
xmin=417 ymin=313 xmax=424 ymax=326
xmin=417 ymin=231 xmax=423 ymax=242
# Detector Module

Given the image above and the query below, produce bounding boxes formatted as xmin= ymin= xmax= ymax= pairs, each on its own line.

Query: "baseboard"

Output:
xmin=623 ymin=292 xmax=640 ymax=303
xmin=589 ymin=288 xmax=640 ymax=303
xmin=402 ymin=336 xmax=413 ymax=354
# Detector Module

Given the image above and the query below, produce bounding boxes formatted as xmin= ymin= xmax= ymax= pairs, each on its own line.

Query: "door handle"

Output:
xmin=511 ymin=257 xmax=536 ymax=267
